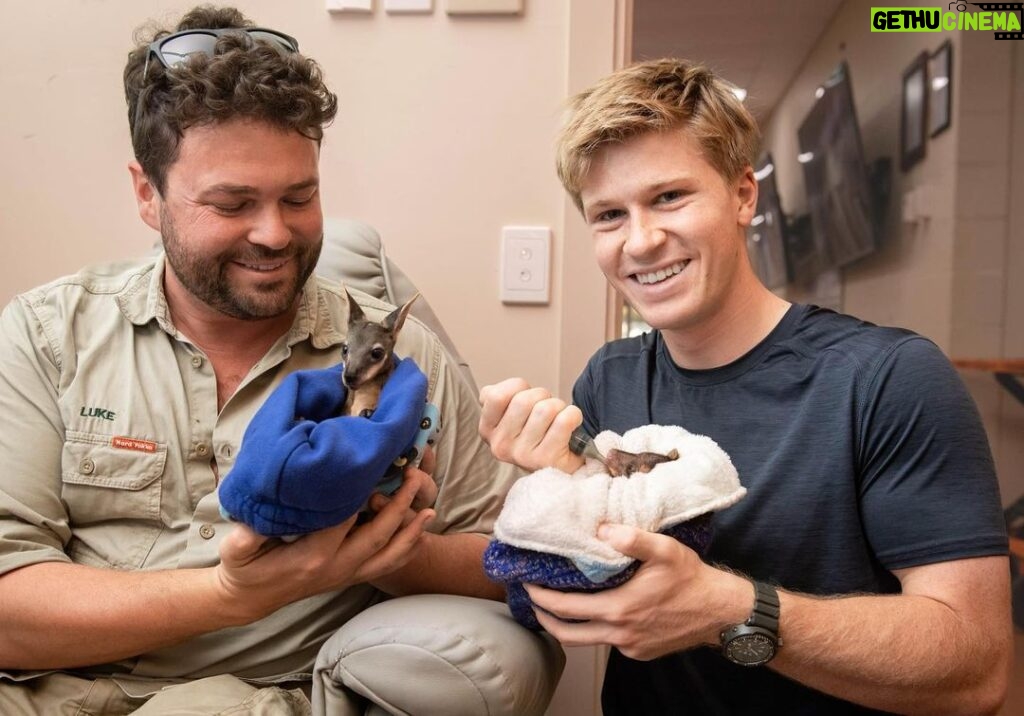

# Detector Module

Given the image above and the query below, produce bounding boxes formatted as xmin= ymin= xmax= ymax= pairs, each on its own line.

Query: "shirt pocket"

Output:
xmin=61 ymin=431 xmax=166 ymax=527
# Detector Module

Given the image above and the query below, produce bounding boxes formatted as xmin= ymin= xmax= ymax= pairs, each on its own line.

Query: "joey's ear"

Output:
xmin=383 ymin=292 xmax=420 ymax=334
xmin=128 ymin=160 xmax=161 ymax=232
xmin=344 ymin=287 xmax=366 ymax=324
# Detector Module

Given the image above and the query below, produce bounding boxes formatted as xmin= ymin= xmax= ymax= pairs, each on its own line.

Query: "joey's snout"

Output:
xmin=342 ymin=369 xmax=365 ymax=390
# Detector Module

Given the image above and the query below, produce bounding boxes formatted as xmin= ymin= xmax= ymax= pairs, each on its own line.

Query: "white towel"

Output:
xmin=493 ymin=424 xmax=746 ymax=581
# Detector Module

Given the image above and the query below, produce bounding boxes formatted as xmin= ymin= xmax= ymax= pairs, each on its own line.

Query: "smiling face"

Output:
xmin=133 ymin=118 xmax=324 ymax=321
xmin=580 ymin=127 xmax=759 ymax=343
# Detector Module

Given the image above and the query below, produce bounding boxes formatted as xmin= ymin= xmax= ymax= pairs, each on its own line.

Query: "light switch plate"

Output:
xmin=385 ymin=0 xmax=433 ymax=11
xmin=447 ymin=0 xmax=522 ymax=14
xmin=500 ymin=226 xmax=550 ymax=305
xmin=326 ymin=0 xmax=373 ymax=12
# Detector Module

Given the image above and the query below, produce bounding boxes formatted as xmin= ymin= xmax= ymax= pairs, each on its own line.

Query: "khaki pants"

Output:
xmin=0 ymin=673 xmax=311 ymax=716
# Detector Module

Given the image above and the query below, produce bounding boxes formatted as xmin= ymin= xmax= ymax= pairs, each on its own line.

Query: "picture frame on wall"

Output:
xmin=900 ymin=51 xmax=928 ymax=171
xmin=928 ymin=40 xmax=953 ymax=137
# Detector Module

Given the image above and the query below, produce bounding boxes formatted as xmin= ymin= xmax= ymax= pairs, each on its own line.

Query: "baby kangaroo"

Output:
xmin=604 ymin=448 xmax=680 ymax=477
xmin=341 ymin=288 xmax=419 ymax=417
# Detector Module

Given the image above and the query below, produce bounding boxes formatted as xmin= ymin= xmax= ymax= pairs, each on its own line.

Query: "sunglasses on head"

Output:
xmin=134 ymin=27 xmax=299 ymax=139
xmin=141 ymin=26 xmax=299 ymax=80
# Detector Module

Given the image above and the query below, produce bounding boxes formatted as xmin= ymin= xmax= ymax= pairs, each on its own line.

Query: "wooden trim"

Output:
xmin=604 ymin=0 xmax=633 ymax=342
xmin=951 ymin=359 xmax=1024 ymax=374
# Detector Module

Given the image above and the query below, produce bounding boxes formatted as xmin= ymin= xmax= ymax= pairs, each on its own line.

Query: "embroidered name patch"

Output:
xmin=111 ymin=436 xmax=158 ymax=453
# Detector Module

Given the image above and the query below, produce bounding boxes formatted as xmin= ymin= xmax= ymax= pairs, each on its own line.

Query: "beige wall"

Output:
xmin=0 ymin=2 xmax=618 ymax=714
xmin=951 ymin=33 xmax=1024 ymax=513
xmin=0 ymin=0 xmax=612 ymax=399
xmin=762 ymin=0 xmax=1023 ymax=511
xmin=4 ymin=1 xmax=1020 ymax=714
xmin=763 ymin=10 xmax=1023 ymax=712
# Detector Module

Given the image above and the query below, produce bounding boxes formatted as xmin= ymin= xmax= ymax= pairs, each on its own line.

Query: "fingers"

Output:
xmin=478 ymin=377 xmax=535 ymax=444
xmin=597 ymin=523 xmax=657 ymax=561
xmin=418 ymin=444 xmax=436 ymax=477
xmin=368 ymin=464 xmax=438 ymax=515
xmin=405 ymin=462 xmax=439 ymax=510
xmin=220 ymin=523 xmax=272 ymax=567
xmin=525 ymin=583 xmax=614 ymax=623
xmin=214 ymin=479 xmax=434 ymax=611
xmin=355 ymin=472 xmax=434 ymax=545
xmin=529 ymin=403 xmax=585 ymax=470
xmin=352 ymin=471 xmax=436 ymax=580
xmin=350 ymin=505 xmax=434 ymax=584
xmin=478 ymin=378 xmax=584 ymax=472
xmin=598 ymin=523 xmax=698 ymax=565
xmin=292 ymin=514 xmax=360 ymax=559
xmin=531 ymin=603 xmax=611 ymax=649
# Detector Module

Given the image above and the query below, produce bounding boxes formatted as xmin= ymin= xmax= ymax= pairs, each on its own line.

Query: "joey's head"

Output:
xmin=341 ymin=289 xmax=419 ymax=390
xmin=604 ymin=448 xmax=680 ymax=478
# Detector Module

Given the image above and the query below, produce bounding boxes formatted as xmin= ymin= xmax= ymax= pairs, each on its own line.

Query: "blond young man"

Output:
xmin=0 ymin=6 xmax=515 ymax=713
xmin=479 ymin=59 xmax=1011 ymax=715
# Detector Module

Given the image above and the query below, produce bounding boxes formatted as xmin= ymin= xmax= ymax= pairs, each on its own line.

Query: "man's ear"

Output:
xmin=128 ymin=160 xmax=161 ymax=232
xmin=735 ymin=166 xmax=758 ymax=228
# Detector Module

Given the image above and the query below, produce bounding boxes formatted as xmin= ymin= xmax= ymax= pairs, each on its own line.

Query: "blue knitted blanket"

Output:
xmin=484 ymin=515 xmax=714 ymax=630
xmin=481 ymin=424 xmax=745 ymax=631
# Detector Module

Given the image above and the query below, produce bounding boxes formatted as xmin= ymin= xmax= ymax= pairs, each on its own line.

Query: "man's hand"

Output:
xmin=367 ymin=445 xmax=439 ymax=518
xmin=478 ymin=378 xmax=586 ymax=473
xmin=216 ymin=470 xmax=435 ymax=623
xmin=525 ymin=523 xmax=751 ymax=660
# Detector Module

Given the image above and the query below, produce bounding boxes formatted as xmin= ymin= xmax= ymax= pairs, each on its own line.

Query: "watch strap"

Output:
xmin=747 ymin=580 xmax=780 ymax=634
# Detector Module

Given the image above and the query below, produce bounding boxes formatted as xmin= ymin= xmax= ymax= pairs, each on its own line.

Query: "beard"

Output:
xmin=160 ymin=207 xmax=322 ymax=320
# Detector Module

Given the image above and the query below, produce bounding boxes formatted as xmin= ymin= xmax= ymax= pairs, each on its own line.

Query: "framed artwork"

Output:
xmin=446 ymin=0 xmax=522 ymax=13
xmin=900 ymin=51 xmax=928 ymax=171
xmin=928 ymin=40 xmax=953 ymax=137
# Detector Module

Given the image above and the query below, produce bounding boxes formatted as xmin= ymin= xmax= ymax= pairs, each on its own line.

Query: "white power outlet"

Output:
xmin=500 ymin=226 xmax=550 ymax=305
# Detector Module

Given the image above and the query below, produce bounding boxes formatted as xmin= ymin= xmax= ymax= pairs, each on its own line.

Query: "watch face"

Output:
xmin=724 ymin=633 xmax=776 ymax=666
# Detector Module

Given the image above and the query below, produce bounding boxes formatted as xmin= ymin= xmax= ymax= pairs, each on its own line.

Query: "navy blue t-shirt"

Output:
xmin=573 ymin=305 xmax=1007 ymax=715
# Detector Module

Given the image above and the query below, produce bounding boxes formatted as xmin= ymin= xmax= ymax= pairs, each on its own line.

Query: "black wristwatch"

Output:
xmin=720 ymin=580 xmax=782 ymax=667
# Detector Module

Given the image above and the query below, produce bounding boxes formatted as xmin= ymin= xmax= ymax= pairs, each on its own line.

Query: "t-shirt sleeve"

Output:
xmin=857 ymin=336 xmax=1008 ymax=570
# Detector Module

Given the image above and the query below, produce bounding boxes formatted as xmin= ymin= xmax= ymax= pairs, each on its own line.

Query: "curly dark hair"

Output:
xmin=124 ymin=5 xmax=338 ymax=194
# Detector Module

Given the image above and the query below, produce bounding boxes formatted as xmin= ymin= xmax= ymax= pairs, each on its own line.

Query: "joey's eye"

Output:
xmin=341 ymin=343 xmax=349 ymax=356
xmin=370 ymin=347 xmax=386 ymax=362
xmin=656 ymin=190 xmax=683 ymax=204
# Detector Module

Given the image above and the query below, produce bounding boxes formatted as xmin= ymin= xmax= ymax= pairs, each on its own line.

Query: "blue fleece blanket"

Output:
xmin=218 ymin=358 xmax=428 ymax=537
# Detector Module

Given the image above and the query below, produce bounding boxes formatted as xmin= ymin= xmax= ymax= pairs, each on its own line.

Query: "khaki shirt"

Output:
xmin=0 ymin=255 xmax=519 ymax=685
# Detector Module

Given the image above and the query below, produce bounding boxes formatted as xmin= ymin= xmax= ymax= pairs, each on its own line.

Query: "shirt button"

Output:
xmin=199 ymin=524 xmax=216 ymax=540
xmin=196 ymin=443 xmax=210 ymax=457
xmin=79 ymin=458 xmax=95 ymax=474
xmin=191 ymin=355 xmax=203 ymax=369
xmin=220 ymin=444 xmax=233 ymax=458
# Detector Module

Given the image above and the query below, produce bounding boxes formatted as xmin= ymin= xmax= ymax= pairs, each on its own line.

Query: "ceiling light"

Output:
xmin=797 ymin=151 xmax=814 ymax=163
xmin=754 ymin=163 xmax=775 ymax=181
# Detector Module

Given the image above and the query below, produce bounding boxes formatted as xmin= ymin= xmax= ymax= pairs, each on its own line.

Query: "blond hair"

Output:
xmin=556 ymin=58 xmax=760 ymax=211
